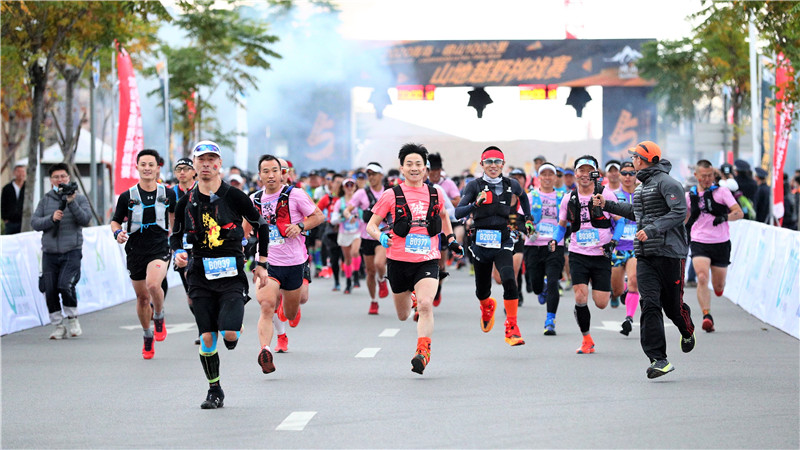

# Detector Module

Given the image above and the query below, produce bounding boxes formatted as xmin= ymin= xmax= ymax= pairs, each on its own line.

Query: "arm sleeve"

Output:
xmin=455 ymin=181 xmax=479 ymax=220
xmin=645 ymin=178 xmax=688 ymax=238
xmin=170 ymin=195 xmax=188 ymax=252
xmin=30 ymin=197 xmax=54 ymax=231
xmin=68 ymin=195 xmax=92 ymax=226
xmin=611 ymin=217 xmax=626 ymax=241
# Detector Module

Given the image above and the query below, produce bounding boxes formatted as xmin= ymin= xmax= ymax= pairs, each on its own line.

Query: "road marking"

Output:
xmin=276 ymin=411 xmax=317 ymax=431
xmin=379 ymin=328 xmax=399 ymax=337
xmin=355 ymin=347 xmax=381 ymax=358
xmin=594 ymin=320 xmax=674 ymax=332
xmin=120 ymin=322 xmax=196 ymax=334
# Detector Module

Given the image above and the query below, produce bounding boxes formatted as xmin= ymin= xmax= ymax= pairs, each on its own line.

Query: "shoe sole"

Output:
xmin=276 ymin=348 xmax=287 ymax=353
xmin=576 ymin=345 xmax=595 ymax=354
xmin=258 ymin=352 xmax=276 ymax=374
xmin=702 ymin=318 xmax=715 ymax=332
xmin=505 ymin=337 xmax=525 ymax=346
xmin=543 ymin=328 xmax=556 ymax=336
xmin=647 ymin=366 xmax=674 ymax=379
xmin=143 ymin=353 xmax=154 ymax=360
xmin=200 ymin=399 xmax=224 ymax=409
xmin=411 ymin=356 xmax=426 ymax=374
xmin=481 ymin=316 xmax=495 ymax=333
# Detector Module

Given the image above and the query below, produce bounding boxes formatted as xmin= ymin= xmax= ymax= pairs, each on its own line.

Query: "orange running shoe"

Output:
xmin=576 ymin=335 xmax=596 ymax=354
xmin=432 ymin=291 xmax=441 ymax=307
xmin=411 ymin=292 xmax=419 ymax=322
xmin=480 ymin=298 xmax=496 ymax=332
xmin=142 ymin=336 xmax=154 ymax=360
xmin=378 ymin=279 xmax=389 ymax=298
xmin=276 ymin=296 xmax=287 ymax=322
xmin=289 ymin=307 xmax=301 ymax=328
xmin=153 ymin=317 xmax=167 ymax=342
xmin=411 ymin=341 xmax=431 ymax=374
xmin=258 ymin=347 xmax=276 ymax=373
xmin=275 ymin=334 xmax=288 ymax=353
xmin=368 ymin=301 xmax=379 ymax=315
xmin=504 ymin=319 xmax=525 ymax=346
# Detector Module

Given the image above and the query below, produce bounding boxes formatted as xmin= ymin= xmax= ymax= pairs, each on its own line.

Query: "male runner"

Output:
xmin=613 ymin=161 xmax=640 ymax=335
xmin=171 ymin=157 xmax=199 ymax=344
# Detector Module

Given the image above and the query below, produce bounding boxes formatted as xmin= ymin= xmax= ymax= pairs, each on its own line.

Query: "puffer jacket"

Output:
xmin=30 ymin=189 xmax=92 ymax=253
xmin=603 ymin=160 xmax=688 ymax=259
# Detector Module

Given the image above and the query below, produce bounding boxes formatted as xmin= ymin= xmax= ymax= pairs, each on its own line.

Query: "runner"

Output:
xmin=110 ymin=149 xmax=177 ymax=359
xmin=331 ymin=177 xmax=363 ymax=294
xmin=171 ymin=157 xmax=200 ymax=344
xmin=523 ymin=162 xmax=566 ymax=335
xmin=427 ymin=153 xmax=462 ymax=305
xmin=366 ymin=143 xmax=463 ymax=374
xmin=455 ymin=146 xmax=534 ymax=347
xmin=170 ymin=140 xmax=270 ymax=408
xmin=316 ymin=173 xmax=344 ymax=290
xmin=604 ymin=160 xmax=622 ymax=193
xmin=685 ymin=159 xmax=744 ymax=332
xmin=612 ymin=161 xmax=640 ymax=335
xmin=250 ymin=155 xmax=324 ymax=372
xmin=551 ymin=155 xmax=619 ymax=354
xmin=345 ymin=162 xmax=389 ymax=314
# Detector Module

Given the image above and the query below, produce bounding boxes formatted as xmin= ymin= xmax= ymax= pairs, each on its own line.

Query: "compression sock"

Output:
xmin=504 ymin=299 xmax=519 ymax=320
xmin=343 ymin=264 xmax=352 ymax=279
xmin=153 ymin=310 xmax=165 ymax=320
xmin=625 ymin=292 xmax=640 ymax=318
xmin=574 ymin=304 xmax=591 ymax=334
xmin=199 ymin=350 xmax=220 ymax=384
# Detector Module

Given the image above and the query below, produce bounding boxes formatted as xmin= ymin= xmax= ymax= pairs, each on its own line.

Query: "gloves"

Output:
xmin=524 ymin=220 xmax=536 ymax=235
xmin=448 ymin=239 xmax=464 ymax=256
xmin=713 ymin=214 xmax=727 ymax=226
xmin=603 ymin=239 xmax=618 ymax=259
xmin=379 ymin=232 xmax=391 ymax=248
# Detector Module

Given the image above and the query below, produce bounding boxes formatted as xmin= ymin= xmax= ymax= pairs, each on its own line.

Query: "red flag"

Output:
xmin=772 ymin=53 xmax=794 ymax=223
xmin=114 ymin=44 xmax=144 ymax=195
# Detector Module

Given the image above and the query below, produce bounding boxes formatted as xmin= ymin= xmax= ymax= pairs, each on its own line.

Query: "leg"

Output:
xmin=393 ymin=291 xmax=413 ymax=322
xmin=256 ymin=279 xmax=280 ymax=349
xmin=692 ymin=256 xmax=712 ymax=312
xmin=611 ymin=265 xmax=626 ymax=298
xmin=413 ymin=277 xmax=438 ymax=339
xmin=364 ymin=254 xmax=378 ymax=299
xmin=131 ymin=279 xmax=153 ymax=330
xmin=710 ymin=266 xmax=728 ymax=298
xmin=145 ymin=259 xmax=170 ymax=316
xmin=636 ymin=258 xmax=667 ymax=362
xmin=660 ymin=258 xmax=694 ymax=339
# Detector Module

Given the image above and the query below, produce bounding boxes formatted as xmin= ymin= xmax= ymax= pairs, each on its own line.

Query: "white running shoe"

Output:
xmin=50 ymin=323 xmax=67 ymax=340
xmin=68 ymin=317 xmax=82 ymax=337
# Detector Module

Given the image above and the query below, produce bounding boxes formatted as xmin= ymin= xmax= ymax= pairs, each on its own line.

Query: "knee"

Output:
xmin=145 ymin=281 xmax=161 ymax=294
xmin=696 ymin=271 xmax=709 ymax=283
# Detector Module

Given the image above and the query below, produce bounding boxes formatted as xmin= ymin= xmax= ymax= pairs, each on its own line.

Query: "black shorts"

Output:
xmin=360 ymin=238 xmax=381 ymax=256
xmin=691 ymin=241 xmax=731 ymax=268
xmin=568 ymin=252 xmax=612 ymax=292
xmin=185 ymin=256 xmax=248 ymax=334
xmin=127 ymin=250 xmax=170 ymax=281
xmin=386 ymin=259 xmax=439 ymax=294
xmin=268 ymin=263 xmax=305 ymax=291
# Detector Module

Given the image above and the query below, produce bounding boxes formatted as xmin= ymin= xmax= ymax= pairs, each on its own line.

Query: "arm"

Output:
xmin=727 ymin=202 xmax=744 ymax=222
xmin=454 ymin=181 xmax=479 ymax=220
xmin=30 ymin=196 xmax=55 ymax=232
xmin=68 ymin=195 xmax=92 ymax=227
xmin=170 ymin=196 xmax=187 ymax=253
xmin=644 ymin=178 xmax=687 ymax=238
xmin=602 ymin=199 xmax=635 ymax=221
xmin=366 ymin=209 xmax=386 ymax=243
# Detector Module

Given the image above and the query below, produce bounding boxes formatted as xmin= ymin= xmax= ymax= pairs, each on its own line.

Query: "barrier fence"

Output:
xmin=2 ymin=223 xmax=798 ymax=337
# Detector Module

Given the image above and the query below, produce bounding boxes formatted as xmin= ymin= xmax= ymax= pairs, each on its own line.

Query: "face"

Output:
xmin=14 ymin=166 xmax=26 ymax=182
xmin=136 ymin=155 xmax=159 ymax=181
xmin=175 ymin=165 xmax=195 ymax=183
xmin=278 ymin=159 xmax=289 ymax=183
xmin=401 ymin=153 xmax=425 ymax=183
xmin=539 ymin=170 xmax=556 ymax=189
xmin=366 ymin=170 xmax=383 ymax=188
xmin=429 ymin=168 xmax=442 ymax=183
xmin=259 ymin=159 xmax=282 ymax=190
xmin=309 ymin=175 xmax=321 ymax=188
xmin=534 ymin=159 xmax=544 ymax=170
xmin=194 ymin=153 xmax=222 ymax=181
xmin=512 ymin=174 xmax=525 ymax=187
xmin=49 ymin=170 xmax=69 ymax=188
xmin=620 ymin=166 xmax=637 ymax=187
xmin=606 ymin=167 xmax=620 ymax=183
xmin=344 ymin=180 xmax=356 ymax=194
xmin=575 ymin=164 xmax=595 ymax=188
xmin=564 ymin=173 xmax=575 ymax=186
xmin=631 ymin=154 xmax=646 ymax=171
xmin=695 ymin=166 xmax=716 ymax=190
xmin=480 ymin=157 xmax=504 ymax=178
xmin=330 ymin=176 xmax=343 ymax=194
xmin=356 ymin=176 xmax=366 ymax=189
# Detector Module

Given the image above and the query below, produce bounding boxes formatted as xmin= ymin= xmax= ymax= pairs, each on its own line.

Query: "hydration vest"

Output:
xmin=566 ymin=189 xmax=611 ymax=235
xmin=253 ymin=185 xmax=295 ymax=237
xmin=184 ymin=182 xmax=243 ymax=249
xmin=686 ymin=185 xmax=728 ymax=242
xmin=473 ymin=177 xmax=514 ymax=229
xmin=361 ymin=187 xmax=379 ymax=222
xmin=127 ymin=184 xmax=168 ymax=234
xmin=530 ymin=188 xmax=564 ymax=224
xmin=391 ymin=185 xmax=442 ymax=238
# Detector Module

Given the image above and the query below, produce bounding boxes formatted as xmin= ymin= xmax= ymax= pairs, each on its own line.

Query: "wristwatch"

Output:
xmin=298 ymin=222 xmax=305 ymax=231
xmin=255 ymin=261 xmax=268 ymax=269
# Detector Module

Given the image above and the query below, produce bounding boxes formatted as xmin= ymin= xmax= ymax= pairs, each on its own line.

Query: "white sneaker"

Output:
xmin=68 ymin=317 xmax=82 ymax=337
xmin=50 ymin=323 xmax=67 ymax=340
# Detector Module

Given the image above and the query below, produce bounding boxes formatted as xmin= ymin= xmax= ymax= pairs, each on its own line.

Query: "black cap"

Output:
xmin=509 ymin=168 xmax=525 ymax=177
xmin=720 ymin=163 xmax=733 ymax=175
xmin=174 ymin=158 xmax=194 ymax=170
xmin=534 ymin=155 xmax=546 ymax=162
xmin=754 ymin=167 xmax=768 ymax=179
xmin=734 ymin=159 xmax=751 ymax=172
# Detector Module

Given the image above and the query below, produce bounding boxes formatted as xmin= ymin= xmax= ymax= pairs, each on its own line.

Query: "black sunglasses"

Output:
xmin=620 ymin=170 xmax=637 ymax=176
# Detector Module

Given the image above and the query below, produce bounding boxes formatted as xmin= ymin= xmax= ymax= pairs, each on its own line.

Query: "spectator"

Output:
xmin=733 ymin=160 xmax=757 ymax=205
xmin=1 ymin=163 xmax=26 ymax=234
xmin=753 ymin=167 xmax=770 ymax=223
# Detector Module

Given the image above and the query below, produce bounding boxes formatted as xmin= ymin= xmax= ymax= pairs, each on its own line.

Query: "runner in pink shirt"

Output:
xmin=685 ymin=159 xmax=743 ymax=333
xmin=367 ymin=144 xmax=462 ymax=375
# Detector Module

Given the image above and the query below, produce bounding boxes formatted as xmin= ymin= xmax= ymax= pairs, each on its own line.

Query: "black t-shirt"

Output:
xmin=112 ymin=184 xmax=177 ymax=256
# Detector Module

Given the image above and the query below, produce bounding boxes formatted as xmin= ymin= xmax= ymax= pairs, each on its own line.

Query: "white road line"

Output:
xmin=379 ymin=328 xmax=400 ymax=337
xmin=355 ymin=347 xmax=381 ymax=358
xmin=276 ymin=411 xmax=317 ymax=431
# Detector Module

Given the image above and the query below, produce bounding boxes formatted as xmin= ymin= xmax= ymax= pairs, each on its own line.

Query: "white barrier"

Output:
xmin=1 ymin=226 xmax=181 ymax=336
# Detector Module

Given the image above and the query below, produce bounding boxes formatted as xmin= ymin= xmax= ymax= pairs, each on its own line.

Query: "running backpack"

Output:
xmin=391 ymin=185 xmax=441 ymax=238
xmin=253 ymin=186 xmax=295 ymax=237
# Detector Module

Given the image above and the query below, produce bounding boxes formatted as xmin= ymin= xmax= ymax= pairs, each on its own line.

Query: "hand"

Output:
xmin=116 ymin=230 xmax=129 ymax=243
xmin=285 ymin=224 xmax=302 ymax=239
xmin=592 ymin=194 xmax=605 ymax=208
xmin=548 ymin=239 xmax=557 ymax=253
xmin=253 ymin=264 xmax=268 ymax=289
xmin=66 ymin=193 xmax=77 ymax=203
xmin=476 ymin=191 xmax=487 ymax=206
xmin=52 ymin=210 xmax=64 ymax=222
xmin=525 ymin=220 xmax=536 ymax=234
xmin=636 ymin=229 xmax=648 ymax=242
xmin=448 ymin=239 xmax=464 ymax=257
xmin=174 ymin=251 xmax=188 ymax=268
xmin=348 ymin=215 xmax=357 ymax=224
xmin=713 ymin=215 xmax=727 ymax=226
xmin=379 ymin=232 xmax=392 ymax=248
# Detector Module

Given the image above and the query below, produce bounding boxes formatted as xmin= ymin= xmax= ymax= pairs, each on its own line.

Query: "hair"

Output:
xmin=573 ymin=154 xmax=598 ymax=170
xmin=428 ymin=152 xmax=443 ymax=170
xmin=398 ymin=143 xmax=428 ymax=165
xmin=696 ymin=159 xmax=713 ymax=169
xmin=258 ymin=154 xmax=280 ymax=171
xmin=620 ymin=161 xmax=635 ymax=170
xmin=136 ymin=148 xmax=161 ymax=163
xmin=49 ymin=163 xmax=69 ymax=176
xmin=483 ymin=145 xmax=502 ymax=155
xmin=387 ymin=168 xmax=401 ymax=177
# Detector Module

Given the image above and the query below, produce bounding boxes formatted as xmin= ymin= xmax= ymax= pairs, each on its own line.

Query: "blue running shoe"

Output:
xmin=543 ymin=317 xmax=556 ymax=336
xmin=610 ymin=296 xmax=620 ymax=308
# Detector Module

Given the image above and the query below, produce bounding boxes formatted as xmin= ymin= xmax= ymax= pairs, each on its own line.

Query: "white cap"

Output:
xmin=366 ymin=163 xmax=383 ymax=174
xmin=228 ymin=173 xmax=244 ymax=184
xmin=538 ymin=163 xmax=557 ymax=176
xmin=192 ymin=140 xmax=221 ymax=158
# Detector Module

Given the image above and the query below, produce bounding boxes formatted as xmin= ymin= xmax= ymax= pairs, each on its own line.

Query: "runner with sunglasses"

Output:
xmin=613 ymin=161 xmax=640 ymax=336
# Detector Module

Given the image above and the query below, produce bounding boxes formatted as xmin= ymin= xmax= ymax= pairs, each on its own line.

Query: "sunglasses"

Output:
xmin=620 ymin=171 xmax=637 ymax=176
xmin=482 ymin=158 xmax=504 ymax=166
xmin=195 ymin=144 xmax=220 ymax=154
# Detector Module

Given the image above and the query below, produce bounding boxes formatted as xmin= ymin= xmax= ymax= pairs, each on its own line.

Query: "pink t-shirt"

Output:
xmin=371 ymin=185 xmax=442 ymax=263
xmin=250 ymin=187 xmax=317 ymax=266
xmin=436 ymin=177 xmax=460 ymax=201
xmin=685 ymin=186 xmax=737 ymax=244
xmin=332 ymin=197 xmax=364 ymax=236
xmin=525 ymin=189 xmax=564 ymax=247
xmin=347 ymin=186 xmax=384 ymax=240
xmin=559 ymin=187 xmax=618 ymax=256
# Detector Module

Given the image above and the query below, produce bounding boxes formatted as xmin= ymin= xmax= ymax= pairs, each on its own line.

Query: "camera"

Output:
xmin=58 ymin=181 xmax=79 ymax=196
xmin=590 ymin=171 xmax=604 ymax=218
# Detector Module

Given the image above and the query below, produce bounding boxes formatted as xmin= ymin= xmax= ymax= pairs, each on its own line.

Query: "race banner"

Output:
xmin=772 ymin=53 xmax=794 ymax=222
xmin=601 ymin=87 xmax=657 ymax=163
xmin=114 ymin=45 xmax=143 ymax=195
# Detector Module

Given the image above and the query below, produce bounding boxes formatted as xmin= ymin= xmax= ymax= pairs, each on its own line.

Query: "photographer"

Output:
xmin=31 ymin=163 xmax=91 ymax=340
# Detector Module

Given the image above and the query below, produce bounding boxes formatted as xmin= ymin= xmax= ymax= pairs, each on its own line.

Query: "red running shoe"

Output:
xmin=480 ymin=298 xmax=496 ymax=332
xmin=153 ymin=317 xmax=167 ymax=342
xmin=275 ymin=334 xmax=288 ymax=353
xmin=368 ymin=301 xmax=379 ymax=315
xmin=432 ymin=291 xmax=441 ymax=307
xmin=289 ymin=307 xmax=301 ymax=328
xmin=411 ymin=339 xmax=431 ymax=375
xmin=702 ymin=314 xmax=715 ymax=332
xmin=142 ymin=336 xmax=154 ymax=360
xmin=504 ymin=319 xmax=525 ymax=346
xmin=576 ymin=335 xmax=596 ymax=354
xmin=378 ymin=279 xmax=389 ymax=298
xmin=258 ymin=347 xmax=276 ymax=373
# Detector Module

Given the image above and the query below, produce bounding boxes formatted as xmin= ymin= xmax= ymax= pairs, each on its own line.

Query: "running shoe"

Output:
xmin=620 ymin=316 xmax=633 ymax=336
xmin=411 ymin=292 xmax=419 ymax=322
xmin=200 ymin=387 xmax=224 ymax=409
xmin=518 ymin=290 xmax=524 ymax=307
xmin=275 ymin=334 xmax=288 ymax=353
xmin=504 ymin=319 xmax=525 ymax=346
xmin=153 ymin=317 xmax=167 ymax=341
xmin=258 ymin=347 xmax=276 ymax=373
xmin=680 ymin=332 xmax=696 ymax=353
xmin=576 ymin=335 xmax=595 ymax=354
xmin=277 ymin=297 xmax=287 ymax=322
xmin=646 ymin=359 xmax=674 ymax=379
xmin=289 ymin=307 xmax=301 ymax=328
xmin=344 ymin=278 xmax=352 ymax=294
xmin=67 ymin=317 xmax=82 ymax=337
xmin=49 ymin=322 xmax=67 ymax=340
xmin=142 ymin=336 xmax=155 ymax=359
xmin=702 ymin=314 xmax=715 ymax=333
xmin=479 ymin=298 xmax=496 ymax=332
xmin=352 ymin=275 xmax=360 ymax=288
xmin=378 ymin=279 xmax=389 ymax=298
xmin=543 ymin=317 xmax=556 ymax=336
xmin=411 ymin=342 xmax=430 ymax=375
xmin=610 ymin=296 xmax=620 ymax=308
xmin=433 ymin=291 xmax=441 ymax=307
xmin=368 ymin=301 xmax=379 ymax=315
xmin=332 ymin=283 xmax=340 ymax=291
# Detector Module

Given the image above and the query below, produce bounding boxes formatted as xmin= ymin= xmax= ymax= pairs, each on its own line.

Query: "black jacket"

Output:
xmin=1 ymin=181 xmax=25 ymax=223
xmin=753 ymin=183 xmax=770 ymax=223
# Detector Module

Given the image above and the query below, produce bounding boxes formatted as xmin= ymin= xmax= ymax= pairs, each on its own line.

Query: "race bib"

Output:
xmin=536 ymin=222 xmax=556 ymax=238
xmin=405 ymin=233 xmax=432 ymax=255
xmin=202 ymin=257 xmax=238 ymax=280
xmin=574 ymin=228 xmax=600 ymax=246
xmin=268 ymin=225 xmax=285 ymax=246
xmin=343 ymin=218 xmax=359 ymax=233
xmin=622 ymin=223 xmax=637 ymax=241
xmin=475 ymin=229 xmax=502 ymax=249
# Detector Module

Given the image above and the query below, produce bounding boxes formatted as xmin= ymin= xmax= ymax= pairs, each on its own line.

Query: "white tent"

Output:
xmin=16 ymin=129 xmax=113 ymax=166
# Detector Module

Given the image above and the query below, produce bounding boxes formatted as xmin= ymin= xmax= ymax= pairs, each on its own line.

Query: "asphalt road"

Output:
xmin=2 ymin=264 xmax=798 ymax=449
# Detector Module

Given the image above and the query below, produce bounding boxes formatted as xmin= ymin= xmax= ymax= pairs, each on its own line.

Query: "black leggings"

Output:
xmin=471 ymin=245 xmax=518 ymax=300
xmin=524 ymin=245 xmax=565 ymax=314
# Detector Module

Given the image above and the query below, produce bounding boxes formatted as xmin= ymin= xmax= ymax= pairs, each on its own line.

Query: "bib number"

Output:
xmin=475 ymin=229 xmax=502 ymax=249
xmin=268 ymin=225 xmax=285 ymax=246
xmin=622 ymin=223 xmax=637 ymax=241
xmin=202 ymin=257 xmax=238 ymax=280
xmin=536 ymin=222 xmax=555 ymax=238
xmin=575 ymin=228 xmax=600 ymax=246
xmin=404 ymin=233 xmax=432 ymax=255
xmin=343 ymin=218 xmax=359 ymax=233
